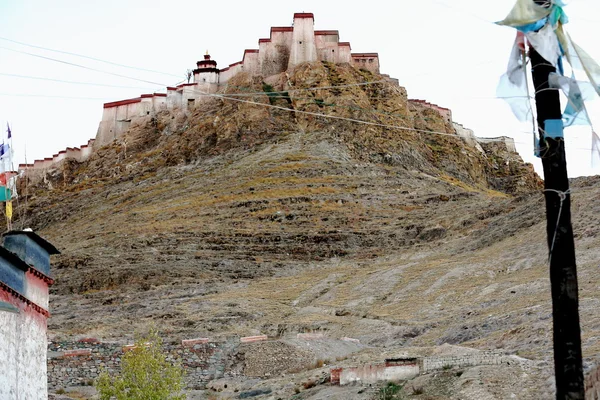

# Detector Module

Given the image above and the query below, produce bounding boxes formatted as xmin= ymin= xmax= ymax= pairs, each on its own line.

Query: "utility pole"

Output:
xmin=528 ymin=8 xmax=585 ymax=398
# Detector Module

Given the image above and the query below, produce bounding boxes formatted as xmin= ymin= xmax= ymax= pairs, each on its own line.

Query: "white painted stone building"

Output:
xmin=0 ymin=231 xmax=59 ymax=399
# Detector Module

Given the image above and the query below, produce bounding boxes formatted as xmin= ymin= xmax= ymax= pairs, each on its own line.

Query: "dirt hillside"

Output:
xmin=16 ymin=62 xmax=600 ymax=398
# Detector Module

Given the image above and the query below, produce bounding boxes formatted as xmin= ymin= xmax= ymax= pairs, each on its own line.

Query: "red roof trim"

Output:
xmin=294 ymin=12 xmax=314 ymax=19
xmin=27 ymin=266 xmax=54 ymax=286
xmin=271 ymin=27 xmax=293 ymax=33
xmin=220 ymin=67 xmax=230 ymax=72
xmin=352 ymin=53 xmax=379 ymax=58
xmin=140 ymin=94 xmax=154 ymax=98
xmin=315 ymin=30 xmax=339 ymax=35
xmin=103 ymin=97 xmax=142 ymax=108
xmin=229 ymin=61 xmax=243 ymax=67
xmin=167 ymin=86 xmax=178 ymax=91
xmin=258 ymin=38 xmax=271 ymax=44
xmin=0 ymin=281 xmax=49 ymax=317
xmin=338 ymin=42 xmax=351 ymax=47
xmin=154 ymin=93 xmax=167 ymax=97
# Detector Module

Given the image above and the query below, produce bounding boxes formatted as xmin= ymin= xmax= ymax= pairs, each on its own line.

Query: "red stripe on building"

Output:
xmin=315 ymin=30 xmax=339 ymax=35
xmin=351 ymin=53 xmax=379 ymax=58
xmin=294 ymin=13 xmax=314 ymax=19
xmin=271 ymin=27 xmax=293 ymax=33
xmin=103 ymin=98 xmax=142 ymax=108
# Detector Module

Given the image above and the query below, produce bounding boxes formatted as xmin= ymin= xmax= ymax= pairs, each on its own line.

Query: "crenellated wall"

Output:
xmin=409 ymin=99 xmax=453 ymax=124
xmin=18 ymin=139 xmax=95 ymax=177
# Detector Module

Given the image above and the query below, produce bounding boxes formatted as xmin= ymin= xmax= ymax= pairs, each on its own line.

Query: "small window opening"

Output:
xmin=299 ymin=41 xmax=303 ymax=44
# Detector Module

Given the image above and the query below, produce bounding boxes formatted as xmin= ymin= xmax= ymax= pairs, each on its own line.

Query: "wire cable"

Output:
xmin=0 ymin=46 xmax=168 ymax=87
xmin=0 ymin=36 xmax=182 ymax=78
xmin=0 ymin=72 xmax=158 ymax=90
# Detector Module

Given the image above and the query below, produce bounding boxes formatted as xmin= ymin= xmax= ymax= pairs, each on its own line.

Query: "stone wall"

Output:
xmin=18 ymin=139 xmax=96 ymax=179
xmin=47 ymin=339 xmax=239 ymax=390
xmin=420 ymin=351 xmax=511 ymax=373
xmin=332 ymin=351 xmax=525 ymax=386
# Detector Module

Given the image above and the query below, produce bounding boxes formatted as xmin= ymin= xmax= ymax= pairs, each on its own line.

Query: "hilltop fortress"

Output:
xmin=18 ymin=12 xmax=516 ymax=175
xmin=94 ymin=12 xmax=392 ymax=148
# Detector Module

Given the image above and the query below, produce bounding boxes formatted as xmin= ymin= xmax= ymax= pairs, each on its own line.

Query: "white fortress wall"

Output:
xmin=242 ymin=50 xmax=260 ymax=76
xmin=289 ymin=13 xmax=318 ymax=68
xmin=315 ymin=30 xmax=340 ymax=63
xmin=166 ymin=87 xmax=182 ymax=109
xmin=337 ymin=42 xmax=352 ymax=63
xmin=259 ymin=28 xmax=294 ymax=77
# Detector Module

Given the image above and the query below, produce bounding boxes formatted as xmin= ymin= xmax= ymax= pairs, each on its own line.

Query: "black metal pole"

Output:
xmin=529 ymin=45 xmax=585 ymax=399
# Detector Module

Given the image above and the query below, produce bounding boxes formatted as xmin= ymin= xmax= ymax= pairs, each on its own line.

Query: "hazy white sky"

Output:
xmin=0 ymin=0 xmax=599 ymax=177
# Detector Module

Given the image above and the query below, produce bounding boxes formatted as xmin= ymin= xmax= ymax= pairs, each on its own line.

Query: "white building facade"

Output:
xmin=0 ymin=231 xmax=59 ymax=399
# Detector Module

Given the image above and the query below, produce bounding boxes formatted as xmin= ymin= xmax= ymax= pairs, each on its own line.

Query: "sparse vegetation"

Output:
xmin=378 ymin=382 xmax=404 ymax=400
xmin=412 ymin=386 xmax=424 ymax=395
xmin=95 ymin=329 xmax=185 ymax=400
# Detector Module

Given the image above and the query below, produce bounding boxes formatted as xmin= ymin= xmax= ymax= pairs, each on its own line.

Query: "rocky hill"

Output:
xmin=17 ymin=62 xmax=600 ymax=398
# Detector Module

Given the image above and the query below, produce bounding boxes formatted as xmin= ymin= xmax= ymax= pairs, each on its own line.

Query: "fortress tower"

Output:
xmin=288 ymin=13 xmax=318 ymax=68
xmin=194 ymin=53 xmax=220 ymax=93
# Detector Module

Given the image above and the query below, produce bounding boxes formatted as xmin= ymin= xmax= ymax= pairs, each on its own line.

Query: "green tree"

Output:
xmin=95 ymin=330 xmax=185 ymax=400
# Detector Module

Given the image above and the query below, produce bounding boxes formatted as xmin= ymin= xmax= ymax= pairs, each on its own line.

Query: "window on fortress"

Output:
xmin=299 ymin=41 xmax=302 ymax=44
xmin=369 ymin=59 xmax=373 ymax=63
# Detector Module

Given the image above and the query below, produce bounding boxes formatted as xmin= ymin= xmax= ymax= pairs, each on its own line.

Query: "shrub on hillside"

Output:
xmin=95 ymin=329 xmax=185 ymax=400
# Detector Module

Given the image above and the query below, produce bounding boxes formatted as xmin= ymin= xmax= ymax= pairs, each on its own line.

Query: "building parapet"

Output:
xmin=18 ymin=139 xmax=96 ymax=174
xmin=409 ymin=99 xmax=453 ymax=124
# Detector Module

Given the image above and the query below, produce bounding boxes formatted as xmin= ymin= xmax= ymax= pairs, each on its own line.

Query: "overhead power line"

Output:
xmin=0 ymin=36 xmax=182 ymax=78
xmin=0 ymin=72 xmax=157 ymax=90
xmin=0 ymin=46 xmax=168 ymax=87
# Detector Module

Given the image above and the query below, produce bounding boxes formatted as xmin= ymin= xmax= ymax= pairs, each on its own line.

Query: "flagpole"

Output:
xmin=4 ymin=123 xmax=11 ymax=231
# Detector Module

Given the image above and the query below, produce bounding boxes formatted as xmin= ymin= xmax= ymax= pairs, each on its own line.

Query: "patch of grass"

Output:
xmin=412 ymin=386 xmax=424 ymax=395
xmin=378 ymin=381 xmax=404 ymax=400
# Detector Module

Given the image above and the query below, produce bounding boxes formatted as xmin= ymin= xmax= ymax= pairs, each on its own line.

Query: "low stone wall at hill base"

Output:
xmin=331 ymin=351 xmax=524 ymax=386
xmin=47 ymin=339 xmax=238 ymax=390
